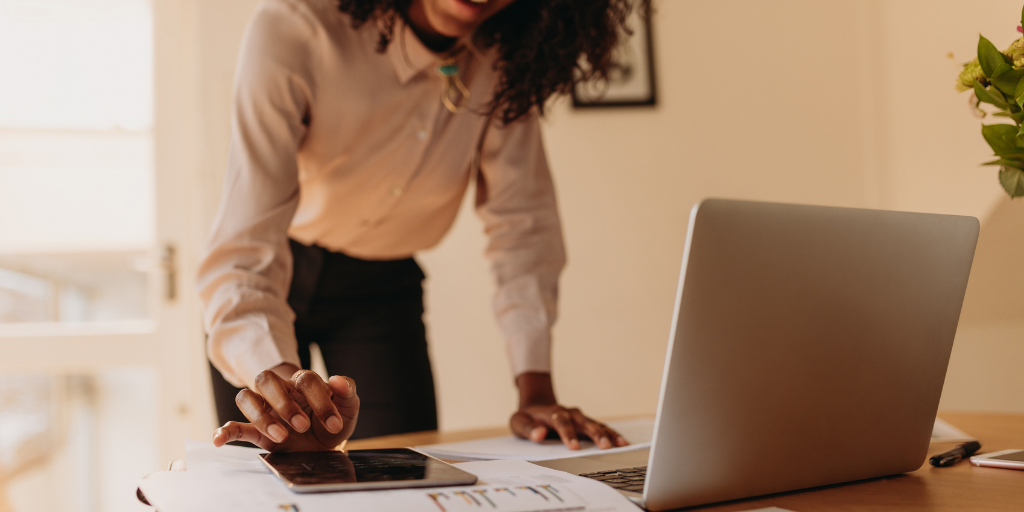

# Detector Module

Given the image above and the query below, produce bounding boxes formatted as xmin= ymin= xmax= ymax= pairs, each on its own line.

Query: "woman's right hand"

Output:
xmin=213 ymin=365 xmax=360 ymax=451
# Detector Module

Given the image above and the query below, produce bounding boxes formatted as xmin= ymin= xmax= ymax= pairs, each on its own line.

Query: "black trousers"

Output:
xmin=209 ymin=240 xmax=439 ymax=440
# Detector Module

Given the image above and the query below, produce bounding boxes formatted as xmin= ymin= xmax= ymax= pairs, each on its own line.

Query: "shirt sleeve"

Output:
xmin=475 ymin=110 xmax=567 ymax=378
xmin=196 ymin=0 xmax=318 ymax=389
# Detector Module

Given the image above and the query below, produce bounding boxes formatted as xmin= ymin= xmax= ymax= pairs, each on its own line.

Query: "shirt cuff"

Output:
xmin=504 ymin=325 xmax=552 ymax=377
xmin=493 ymin=274 xmax=556 ymax=377
xmin=208 ymin=313 xmax=301 ymax=389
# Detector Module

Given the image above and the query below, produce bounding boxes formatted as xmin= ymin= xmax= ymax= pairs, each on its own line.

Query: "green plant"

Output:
xmin=955 ymin=7 xmax=1024 ymax=198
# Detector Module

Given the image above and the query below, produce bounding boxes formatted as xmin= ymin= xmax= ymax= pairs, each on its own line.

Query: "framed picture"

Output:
xmin=572 ymin=5 xmax=656 ymax=108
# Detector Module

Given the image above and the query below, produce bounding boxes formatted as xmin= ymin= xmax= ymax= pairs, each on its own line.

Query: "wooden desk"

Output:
xmin=348 ymin=412 xmax=1023 ymax=511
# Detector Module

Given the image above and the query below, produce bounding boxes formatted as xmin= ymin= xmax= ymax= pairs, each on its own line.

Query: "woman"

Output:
xmin=201 ymin=0 xmax=644 ymax=452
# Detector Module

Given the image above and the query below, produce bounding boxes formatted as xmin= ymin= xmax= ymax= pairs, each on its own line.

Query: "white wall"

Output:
xmin=186 ymin=0 xmax=1024 ymax=436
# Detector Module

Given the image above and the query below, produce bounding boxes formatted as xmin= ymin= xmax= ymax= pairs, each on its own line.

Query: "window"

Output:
xmin=0 ymin=3 xmax=162 ymax=512
xmin=0 ymin=0 xmax=155 ymax=325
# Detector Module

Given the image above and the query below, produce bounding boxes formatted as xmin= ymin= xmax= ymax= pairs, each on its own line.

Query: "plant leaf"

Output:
xmin=979 ymin=35 xmax=1010 ymax=77
xmin=998 ymin=167 xmax=1024 ymax=197
xmin=1015 ymin=75 xmax=1024 ymax=107
xmin=988 ymin=87 xmax=1014 ymax=111
xmin=981 ymin=123 xmax=1024 ymax=155
xmin=982 ymin=157 xmax=1024 ymax=167
xmin=992 ymin=62 xmax=1014 ymax=79
xmin=975 ymin=81 xmax=1010 ymax=108
xmin=993 ymin=111 xmax=1024 ymax=123
xmin=997 ymin=150 xmax=1024 ymax=157
xmin=991 ymin=67 xmax=1024 ymax=96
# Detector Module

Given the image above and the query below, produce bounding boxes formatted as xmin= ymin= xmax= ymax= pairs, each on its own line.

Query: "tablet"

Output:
xmin=259 ymin=448 xmax=478 ymax=493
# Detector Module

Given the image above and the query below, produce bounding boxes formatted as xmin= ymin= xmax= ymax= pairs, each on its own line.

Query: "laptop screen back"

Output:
xmin=644 ymin=200 xmax=979 ymax=511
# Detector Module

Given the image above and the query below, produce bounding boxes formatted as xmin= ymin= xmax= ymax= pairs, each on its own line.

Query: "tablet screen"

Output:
xmin=260 ymin=448 xmax=478 ymax=492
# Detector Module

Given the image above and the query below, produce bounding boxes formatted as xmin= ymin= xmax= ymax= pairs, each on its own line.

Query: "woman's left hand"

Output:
xmin=509 ymin=373 xmax=629 ymax=450
xmin=511 ymin=404 xmax=629 ymax=450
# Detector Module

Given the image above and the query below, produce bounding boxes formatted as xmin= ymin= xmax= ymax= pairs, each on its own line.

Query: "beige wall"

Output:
xmin=422 ymin=0 xmax=874 ymax=430
xmin=186 ymin=0 xmax=1024 ymax=435
xmin=867 ymin=0 xmax=1024 ymax=413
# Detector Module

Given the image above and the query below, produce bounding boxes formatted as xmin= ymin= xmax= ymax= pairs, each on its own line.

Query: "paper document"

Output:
xmin=141 ymin=443 xmax=641 ymax=512
xmin=185 ymin=439 xmax=269 ymax=473
xmin=417 ymin=418 xmax=654 ymax=461
xmin=931 ymin=417 xmax=975 ymax=442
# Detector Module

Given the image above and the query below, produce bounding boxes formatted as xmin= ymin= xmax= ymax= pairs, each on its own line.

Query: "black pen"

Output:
xmin=929 ymin=441 xmax=982 ymax=467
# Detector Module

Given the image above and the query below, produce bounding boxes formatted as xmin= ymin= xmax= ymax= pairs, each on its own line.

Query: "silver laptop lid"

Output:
xmin=644 ymin=199 xmax=979 ymax=511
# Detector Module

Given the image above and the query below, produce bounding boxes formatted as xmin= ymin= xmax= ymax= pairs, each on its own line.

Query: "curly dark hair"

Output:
xmin=336 ymin=0 xmax=649 ymax=124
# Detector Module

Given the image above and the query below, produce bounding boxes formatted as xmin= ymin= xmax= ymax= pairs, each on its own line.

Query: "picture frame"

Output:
xmin=572 ymin=6 xmax=657 ymax=108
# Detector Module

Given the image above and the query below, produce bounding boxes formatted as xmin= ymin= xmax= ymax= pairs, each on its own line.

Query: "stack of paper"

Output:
xmin=931 ymin=418 xmax=975 ymax=442
xmin=138 ymin=442 xmax=642 ymax=512
xmin=416 ymin=419 xmax=654 ymax=462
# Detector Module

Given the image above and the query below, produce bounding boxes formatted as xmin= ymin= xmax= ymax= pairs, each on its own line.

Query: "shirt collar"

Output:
xmin=388 ymin=18 xmax=440 ymax=85
xmin=387 ymin=18 xmax=486 ymax=85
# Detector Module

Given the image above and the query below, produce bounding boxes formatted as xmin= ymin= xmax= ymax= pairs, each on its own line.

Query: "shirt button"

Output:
xmin=391 ymin=185 xmax=403 ymax=197
xmin=416 ymin=129 xmax=427 ymax=141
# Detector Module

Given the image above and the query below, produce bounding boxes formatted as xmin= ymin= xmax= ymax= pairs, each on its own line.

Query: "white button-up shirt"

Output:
xmin=197 ymin=0 xmax=566 ymax=389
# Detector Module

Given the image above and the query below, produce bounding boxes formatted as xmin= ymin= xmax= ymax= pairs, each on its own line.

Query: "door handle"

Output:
xmin=161 ymin=244 xmax=177 ymax=302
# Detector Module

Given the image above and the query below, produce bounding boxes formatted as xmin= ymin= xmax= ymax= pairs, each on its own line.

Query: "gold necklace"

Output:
xmin=436 ymin=57 xmax=471 ymax=114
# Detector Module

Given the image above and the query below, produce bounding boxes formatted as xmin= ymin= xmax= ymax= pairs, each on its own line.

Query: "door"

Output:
xmin=0 ymin=1 xmax=209 ymax=511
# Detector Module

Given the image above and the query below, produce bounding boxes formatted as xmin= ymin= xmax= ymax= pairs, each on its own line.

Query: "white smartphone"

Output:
xmin=969 ymin=449 xmax=1024 ymax=471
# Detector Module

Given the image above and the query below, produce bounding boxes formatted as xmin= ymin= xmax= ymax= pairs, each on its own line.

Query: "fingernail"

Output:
xmin=267 ymin=424 xmax=287 ymax=443
xmin=326 ymin=416 xmax=343 ymax=433
xmin=530 ymin=427 xmax=545 ymax=442
xmin=599 ymin=436 xmax=611 ymax=449
xmin=570 ymin=439 xmax=580 ymax=450
xmin=291 ymin=414 xmax=309 ymax=432
xmin=617 ymin=436 xmax=628 ymax=446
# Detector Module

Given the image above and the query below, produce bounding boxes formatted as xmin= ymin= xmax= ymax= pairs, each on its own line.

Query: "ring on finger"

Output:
xmin=247 ymin=391 xmax=271 ymax=412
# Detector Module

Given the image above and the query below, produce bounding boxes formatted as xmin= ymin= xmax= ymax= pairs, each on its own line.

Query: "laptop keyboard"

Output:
xmin=579 ymin=466 xmax=647 ymax=493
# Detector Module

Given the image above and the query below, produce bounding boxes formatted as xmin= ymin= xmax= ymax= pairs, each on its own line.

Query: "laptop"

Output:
xmin=534 ymin=199 xmax=979 ymax=511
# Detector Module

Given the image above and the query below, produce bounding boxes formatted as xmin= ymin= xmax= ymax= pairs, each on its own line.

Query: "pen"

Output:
xmin=929 ymin=441 xmax=982 ymax=467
